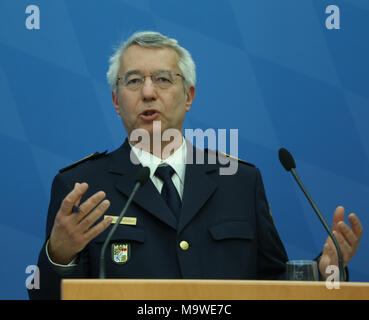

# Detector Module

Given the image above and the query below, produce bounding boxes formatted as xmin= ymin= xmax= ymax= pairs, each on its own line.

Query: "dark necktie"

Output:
xmin=155 ymin=165 xmax=182 ymax=219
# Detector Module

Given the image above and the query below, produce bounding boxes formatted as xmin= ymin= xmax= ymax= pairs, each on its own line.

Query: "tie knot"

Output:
xmin=155 ymin=165 xmax=175 ymax=182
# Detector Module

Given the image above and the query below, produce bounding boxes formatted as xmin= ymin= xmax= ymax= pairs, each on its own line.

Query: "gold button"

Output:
xmin=180 ymin=241 xmax=189 ymax=250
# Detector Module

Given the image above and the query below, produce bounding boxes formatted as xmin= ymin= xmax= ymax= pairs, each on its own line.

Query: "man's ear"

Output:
xmin=112 ymin=91 xmax=120 ymax=115
xmin=185 ymin=86 xmax=195 ymax=112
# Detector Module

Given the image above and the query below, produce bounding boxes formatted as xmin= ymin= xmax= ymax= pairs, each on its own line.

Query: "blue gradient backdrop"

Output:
xmin=0 ymin=0 xmax=368 ymax=299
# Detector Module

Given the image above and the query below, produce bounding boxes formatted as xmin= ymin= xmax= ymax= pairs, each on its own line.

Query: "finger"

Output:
xmin=72 ymin=189 xmax=83 ymax=212
xmin=74 ymin=190 xmax=83 ymax=207
xmin=333 ymin=230 xmax=352 ymax=264
xmin=76 ymin=191 xmax=107 ymax=221
xmin=322 ymin=241 xmax=331 ymax=260
xmin=84 ymin=215 xmax=113 ymax=243
xmin=348 ymin=213 xmax=363 ymax=240
xmin=322 ymin=239 xmax=337 ymax=267
xmin=325 ymin=236 xmax=337 ymax=257
xmin=337 ymin=221 xmax=358 ymax=248
xmin=59 ymin=183 xmax=89 ymax=216
xmin=77 ymin=199 xmax=110 ymax=232
xmin=332 ymin=206 xmax=345 ymax=231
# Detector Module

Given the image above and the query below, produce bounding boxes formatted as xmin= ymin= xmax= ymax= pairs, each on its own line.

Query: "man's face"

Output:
xmin=112 ymin=45 xmax=195 ymax=141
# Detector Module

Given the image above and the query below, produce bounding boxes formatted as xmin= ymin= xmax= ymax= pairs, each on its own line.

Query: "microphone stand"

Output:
xmin=290 ymin=168 xmax=346 ymax=281
xmin=99 ymin=166 xmax=150 ymax=279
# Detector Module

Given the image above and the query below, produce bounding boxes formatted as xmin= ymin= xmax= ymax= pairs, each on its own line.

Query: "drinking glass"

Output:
xmin=286 ymin=260 xmax=318 ymax=281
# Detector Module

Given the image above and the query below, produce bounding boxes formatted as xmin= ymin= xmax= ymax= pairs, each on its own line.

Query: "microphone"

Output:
xmin=99 ymin=166 xmax=150 ymax=279
xmin=278 ymin=148 xmax=346 ymax=281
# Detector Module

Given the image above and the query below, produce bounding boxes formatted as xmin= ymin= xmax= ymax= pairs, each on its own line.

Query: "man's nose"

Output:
xmin=141 ymin=77 xmax=157 ymax=101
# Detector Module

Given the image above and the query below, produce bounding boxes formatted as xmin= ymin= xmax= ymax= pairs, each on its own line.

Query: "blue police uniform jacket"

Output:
xmin=28 ymin=140 xmax=288 ymax=300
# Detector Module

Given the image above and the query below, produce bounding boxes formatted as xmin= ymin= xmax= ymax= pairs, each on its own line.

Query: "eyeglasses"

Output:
xmin=116 ymin=71 xmax=185 ymax=90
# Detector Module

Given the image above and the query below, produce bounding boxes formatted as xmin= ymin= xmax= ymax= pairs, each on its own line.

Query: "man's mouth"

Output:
xmin=140 ymin=109 xmax=160 ymax=121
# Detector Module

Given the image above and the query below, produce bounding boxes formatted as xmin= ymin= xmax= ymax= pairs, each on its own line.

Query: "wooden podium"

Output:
xmin=62 ymin=279 xmax=369 ymax=300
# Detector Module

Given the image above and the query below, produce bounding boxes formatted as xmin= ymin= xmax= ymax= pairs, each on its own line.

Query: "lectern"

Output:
xmin=62 ymin=279 xmax=369 ymax=300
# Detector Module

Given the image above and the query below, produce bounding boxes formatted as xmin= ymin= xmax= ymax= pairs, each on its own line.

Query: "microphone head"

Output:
xmin=136 ymin=166 xmax=151 ymax=185
xmin=278 ymin=148 xmax=296 ymax=171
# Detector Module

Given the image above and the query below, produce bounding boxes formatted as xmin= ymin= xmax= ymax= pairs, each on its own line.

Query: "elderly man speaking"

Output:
xmin=28 ymin=31 xmax=362 ymax=300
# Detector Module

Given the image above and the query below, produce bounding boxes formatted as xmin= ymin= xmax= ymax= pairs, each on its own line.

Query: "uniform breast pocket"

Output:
xmin=208 ymin=220 xmax=254 ymax=241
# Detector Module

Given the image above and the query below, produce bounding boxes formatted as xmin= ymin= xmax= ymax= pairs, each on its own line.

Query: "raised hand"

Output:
xmin=48 ymin=183 xmax=113 ymax=265
xmin=319 ymin=206 xmax=363 ymax=280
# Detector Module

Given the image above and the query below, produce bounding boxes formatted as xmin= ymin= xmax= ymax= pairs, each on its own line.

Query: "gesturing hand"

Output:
xmin=48 ymin=182 xmax=113 ymax=265
xmin=319 ymin=206 xmax=363 ymax=280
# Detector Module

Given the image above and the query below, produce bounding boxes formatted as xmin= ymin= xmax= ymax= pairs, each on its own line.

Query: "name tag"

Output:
xmin=104 ymin=215 xmax=137 ymax=226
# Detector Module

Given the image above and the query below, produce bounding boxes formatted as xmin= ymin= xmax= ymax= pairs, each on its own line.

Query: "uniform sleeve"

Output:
xmin=254 ymin=169 xmax=289 ymax=280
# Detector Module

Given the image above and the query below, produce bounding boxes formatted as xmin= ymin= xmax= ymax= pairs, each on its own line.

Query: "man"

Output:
xmin=28 ymin=31 xmax=362 ymax=300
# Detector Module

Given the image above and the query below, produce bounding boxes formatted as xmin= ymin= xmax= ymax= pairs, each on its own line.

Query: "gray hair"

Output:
xmin=106 ymin=31 xmax=196 ymax=95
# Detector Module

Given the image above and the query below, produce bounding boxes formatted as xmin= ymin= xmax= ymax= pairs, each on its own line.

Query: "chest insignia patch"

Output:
xmin=112 ymin=243 xmax=130 ymax=264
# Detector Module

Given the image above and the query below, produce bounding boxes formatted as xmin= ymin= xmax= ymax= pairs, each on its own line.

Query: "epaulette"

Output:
xmin=204 ymin=149 xmax=255 ymax=167
xmin=59 ymin=150 xmax=108 ymax=173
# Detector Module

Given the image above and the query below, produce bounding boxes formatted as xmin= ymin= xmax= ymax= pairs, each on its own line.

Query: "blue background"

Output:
xmin=0 ymin=0 xmax=368 ymax=299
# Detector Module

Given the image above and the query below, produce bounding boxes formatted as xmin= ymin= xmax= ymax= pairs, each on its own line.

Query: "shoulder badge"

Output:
xmin=204 ymin=149 xmax=255 ymax=167
xmin=219 ymin=151 xmax=255 ymax=167
xmin=59 ymin=150 xmax=108 ymax=173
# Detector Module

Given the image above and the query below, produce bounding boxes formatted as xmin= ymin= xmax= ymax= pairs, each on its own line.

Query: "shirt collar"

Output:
xmin=129 ymin=137 xmax=187 ymax=184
